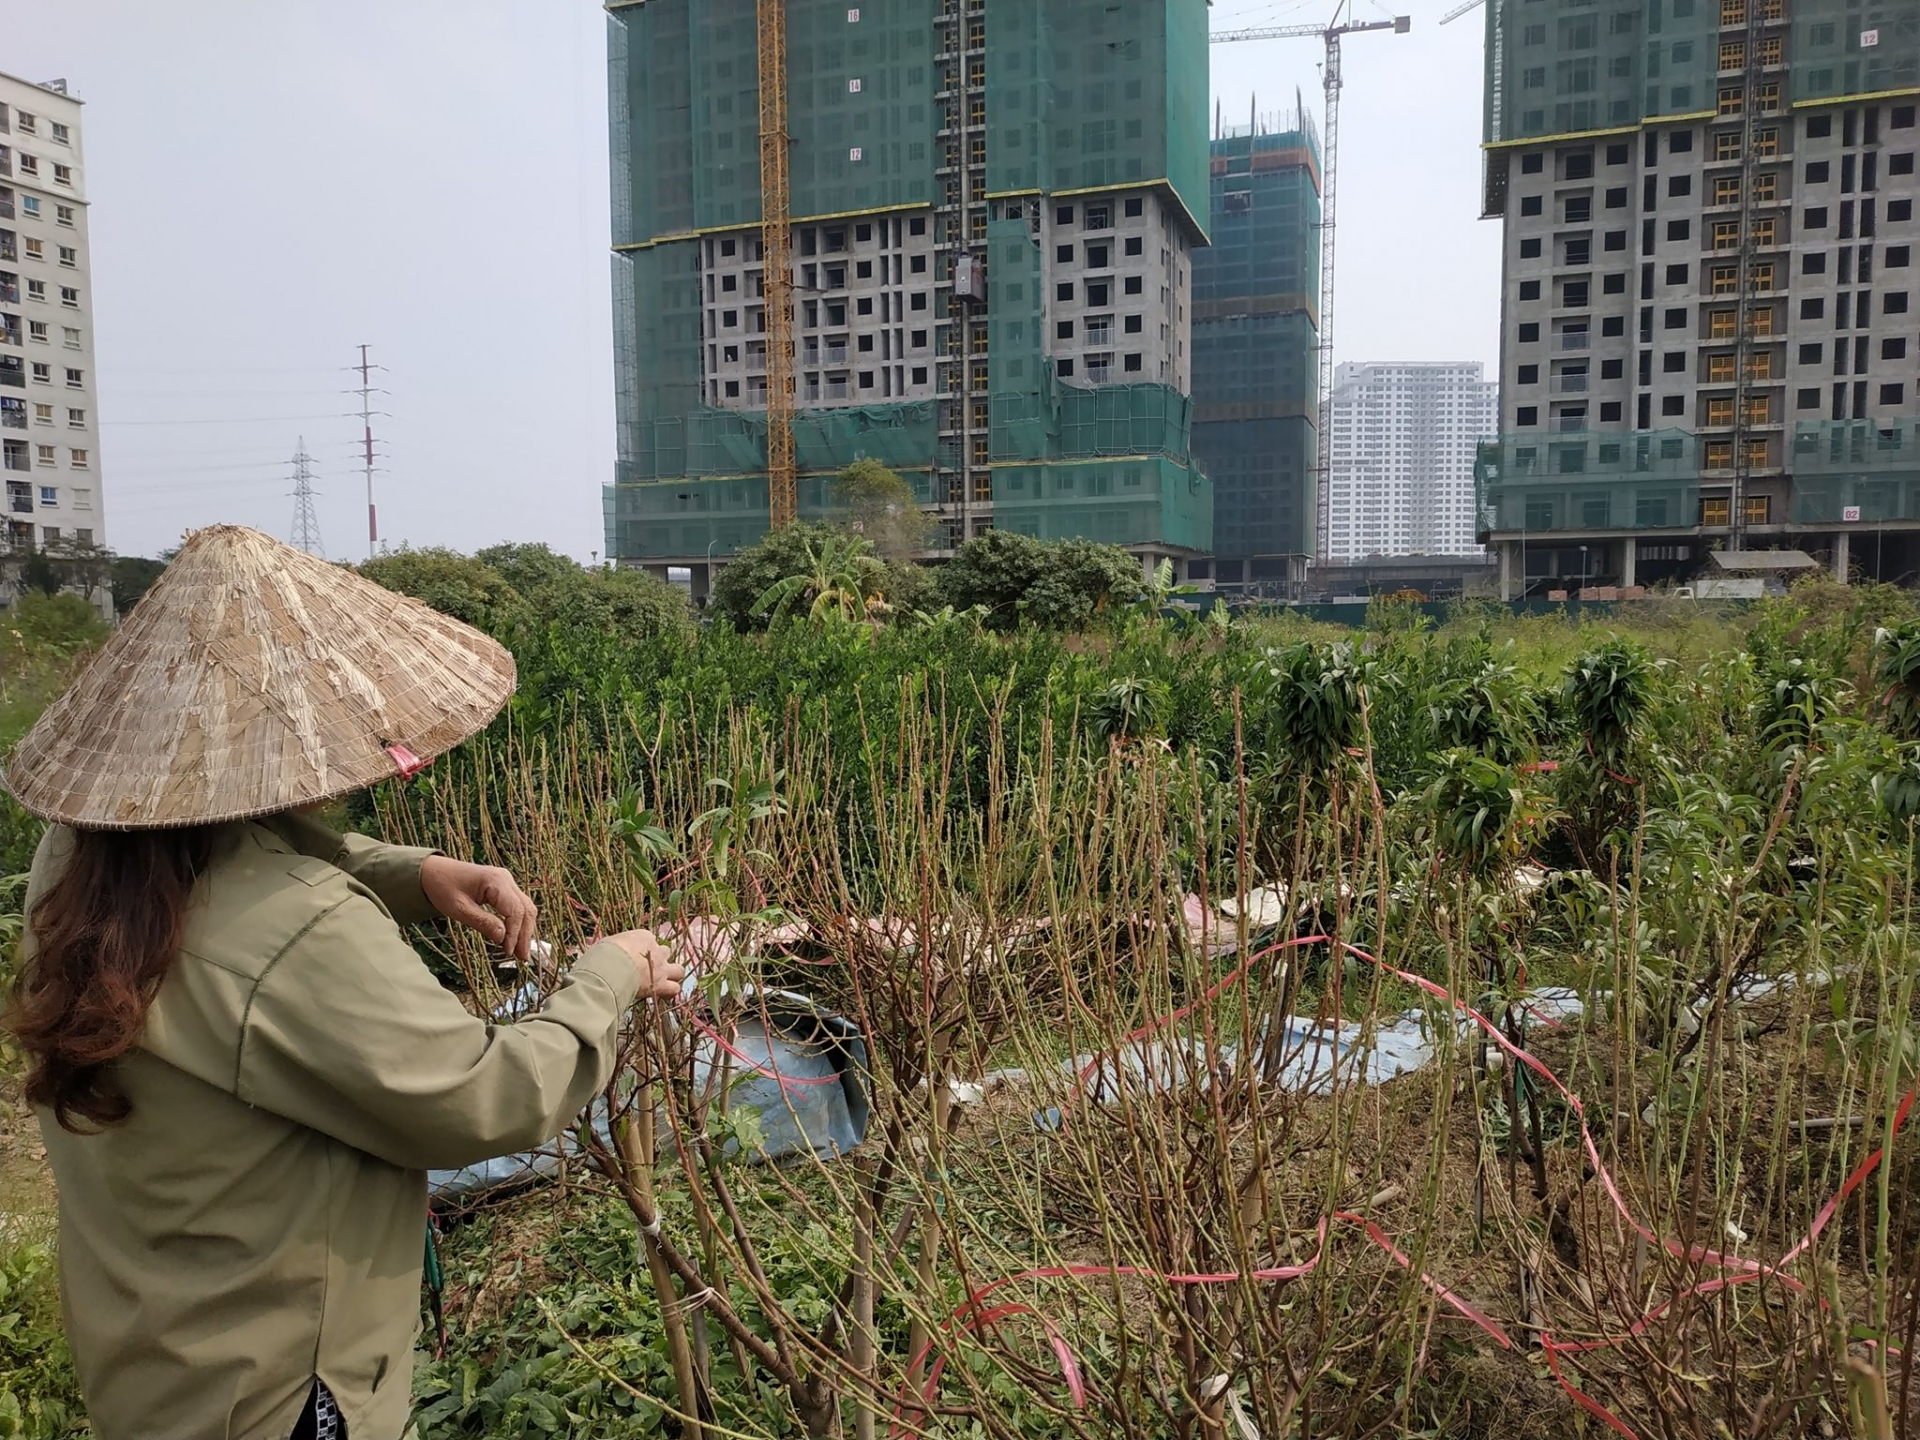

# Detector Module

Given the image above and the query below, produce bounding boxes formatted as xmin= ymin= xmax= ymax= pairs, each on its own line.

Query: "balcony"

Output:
xmin=1553 ymin=374 xmax=1590 ymax=394
xmin=1 ymin=408 xmax=23 ymax=430
xmin=0 ymin=282 xmax=16 ymax=303
xmin=0 ymin=200 xmax=12 ymax=220
xmin=1555 ymin=415 xmax=1588 ymax=432
xmin=1558 ymin=331 xmax=1591 ymax=352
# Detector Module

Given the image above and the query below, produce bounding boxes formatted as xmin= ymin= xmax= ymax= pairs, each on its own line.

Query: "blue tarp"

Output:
xmin=428 ymin=988 xmax=869 ymax=1206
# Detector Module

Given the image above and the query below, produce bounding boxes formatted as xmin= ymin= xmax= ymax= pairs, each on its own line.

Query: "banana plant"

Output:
xmin=1872 ymin=620 xmax=1920 ymax=739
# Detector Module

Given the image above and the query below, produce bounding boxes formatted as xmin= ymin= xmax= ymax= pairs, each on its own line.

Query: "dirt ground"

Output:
xmin=0 ymin=1089 xmax=56 ymax=1247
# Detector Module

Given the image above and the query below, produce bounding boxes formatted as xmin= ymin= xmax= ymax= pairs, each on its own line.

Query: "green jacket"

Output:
xmin=26 ymin=813 xmax=640 ymax=1440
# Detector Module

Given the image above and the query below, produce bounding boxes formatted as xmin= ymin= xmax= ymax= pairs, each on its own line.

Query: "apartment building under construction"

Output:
xmin=1475 ymin=0 xmax=1920 ymax=593
xmin=1191 ymin=114 xmax=1322 ymax=593
xmin=604 ymin=0 xmax=1213 ymax=594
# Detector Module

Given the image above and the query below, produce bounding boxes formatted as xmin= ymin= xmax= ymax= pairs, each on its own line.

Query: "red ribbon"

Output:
xmin=384 ymin=742 xmax=429 ymax=778
xmin=901 ymin=933 xmax=1915 ymax=1438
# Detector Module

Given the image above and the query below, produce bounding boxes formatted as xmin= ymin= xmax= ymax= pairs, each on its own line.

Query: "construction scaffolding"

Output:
xmin=992 ymin=457 xmax=1213 ymax=548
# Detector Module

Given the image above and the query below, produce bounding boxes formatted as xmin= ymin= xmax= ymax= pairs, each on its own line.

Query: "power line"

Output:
xmin=106 ymin=459 xmax=305 ymax=478
xmin=101 ymin=388 xmax=360 ymax=399
xmin=101 ymin=413 xmax=355 ymax=427
xmin=100 ymin=365 xmax=350 ymax=375
xmin=289 ymin=436 xmax=325 ymax=559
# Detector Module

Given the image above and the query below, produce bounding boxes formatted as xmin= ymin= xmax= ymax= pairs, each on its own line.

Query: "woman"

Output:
xmin=3 ymin=526 xmax=681 ymax=1440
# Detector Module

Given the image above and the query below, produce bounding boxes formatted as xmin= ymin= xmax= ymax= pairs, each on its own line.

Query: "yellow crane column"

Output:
xmin=757 ymin=0 xmax=797 ymax=527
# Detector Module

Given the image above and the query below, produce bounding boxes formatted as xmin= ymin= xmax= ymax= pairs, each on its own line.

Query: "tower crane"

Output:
xmin=1212 ymin=5 xmax=1410 ymax=570
xmin=757 ymin=0 xmax=797 ymax=527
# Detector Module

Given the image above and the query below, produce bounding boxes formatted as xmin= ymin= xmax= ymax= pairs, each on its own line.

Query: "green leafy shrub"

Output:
xmin=360 ymin=547 xmax=523 ymax=631
xmin=1088 ymin=675 xmax=1170 ymax=743
xmin=1247 ymin=640 xmax=1367 ymax=777
xmin=932 ymin=531 xmax=1141 ymax=631
xmin=0 ymin=1241 xmax=84 ymax=1439
xmin=108 ymin=556 xmax=168 ymax=618
xmin=3 ymin=595 xmax=107 ymax=656
xmin=829 ymin=458 xmax=929 ymax=560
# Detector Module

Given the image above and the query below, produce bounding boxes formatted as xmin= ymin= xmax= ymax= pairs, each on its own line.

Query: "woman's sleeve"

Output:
xmin=265 ymin=810 xmax=443 ymax=925
xmin=328 ymin=830 xmax=442 ymax=925
xmin=235 ymin=891 xmax=642 ymax=1170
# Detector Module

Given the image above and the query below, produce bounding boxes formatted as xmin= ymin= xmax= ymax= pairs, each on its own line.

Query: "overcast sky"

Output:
xmin=8 ymin=0 xmax=1497 ymax=564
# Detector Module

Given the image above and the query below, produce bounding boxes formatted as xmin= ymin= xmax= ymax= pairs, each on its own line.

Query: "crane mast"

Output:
xmin=757 ymin=0 xmax=796 ymax=527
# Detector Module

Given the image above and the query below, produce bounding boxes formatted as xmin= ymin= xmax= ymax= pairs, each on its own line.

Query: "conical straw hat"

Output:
xmin=5 ymin=525 xmax=515 ymax=830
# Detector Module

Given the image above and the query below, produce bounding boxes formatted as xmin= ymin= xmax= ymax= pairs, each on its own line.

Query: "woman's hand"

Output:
xmin=419 ymin=856 xmax=538 ymax=961
xmin=603 ymin=928 xmax=687 ymax=1001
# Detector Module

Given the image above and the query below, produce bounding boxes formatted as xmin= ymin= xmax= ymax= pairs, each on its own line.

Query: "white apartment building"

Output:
xmin=0 ymin=73 xmax=105 ymax=581
xmin=1327 ymin=361 xmax=1497 ymax=562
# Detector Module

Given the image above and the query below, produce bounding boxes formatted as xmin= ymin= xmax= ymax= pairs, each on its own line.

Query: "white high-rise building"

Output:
xmin=0 ymin=73 xmax=106 ymax=583
xmin=1327 ymin=361 xmax=1496 ymax=562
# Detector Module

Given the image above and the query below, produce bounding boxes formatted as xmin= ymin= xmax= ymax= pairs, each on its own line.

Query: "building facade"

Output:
xmin=1190 ymin=116 xmax=1322 ymax=593
xmin=1476 ymin=0 xmax=1920 ymax=594
xmin=0 ymin=73 xmax=105 ymax=581
xmin=604 ymin=0 xmax=1213 ymax=594
xmin=1327 ymin=361 xmax=1497 ymax=562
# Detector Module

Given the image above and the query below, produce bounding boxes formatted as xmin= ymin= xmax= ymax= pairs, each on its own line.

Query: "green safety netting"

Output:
xmin=605 ymin=468 xmax=937 ymax=562
xmin=1190 ymin=125 xmax=1321 ymax=560
xmin=991 ymin=457 xmax=1212 ymax=551
xmin=1475 ymin=422 xmax=1920 ymax=532
xmin=612 ymin=245 xmax=704 ymax=477
xmin=1476 ymin=428 xmax=1704 ymax=531
xmin=605 ymin=0 xmax=1218 ymax=561
xmin=1483 ymin=0 xmax=1919 ymax=148
xmin=619 ymin=400 xmax=937 ymax=483
xmin=984 ymin=0 xmax=1209 ymax=233
xmin=1791 ymin=418 xmax=1920 ymax=521
xmin=609 ymin=0 xmax=935 ymax=242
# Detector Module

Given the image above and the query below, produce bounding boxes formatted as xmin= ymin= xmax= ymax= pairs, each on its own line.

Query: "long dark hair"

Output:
xmin=5 ymin=826 xmax=218 ymax=1132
